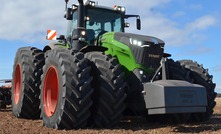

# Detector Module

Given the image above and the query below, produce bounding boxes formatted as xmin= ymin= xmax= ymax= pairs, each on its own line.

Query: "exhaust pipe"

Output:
xmin=77 ymin=0 xmax=84 ymax=27
xmin=71 ymin=0 xmax=86 ymax=50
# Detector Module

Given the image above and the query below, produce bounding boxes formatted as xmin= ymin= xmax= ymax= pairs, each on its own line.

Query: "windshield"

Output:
xmin=86 ymin=8 xmax=123 ymax=41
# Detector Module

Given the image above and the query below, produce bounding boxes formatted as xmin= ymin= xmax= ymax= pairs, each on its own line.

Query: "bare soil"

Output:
xmin=1 ymin=98 xmax=221 ymax=134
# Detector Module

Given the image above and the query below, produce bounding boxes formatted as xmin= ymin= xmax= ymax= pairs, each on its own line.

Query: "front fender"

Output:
xmin=43 ymin=42 xmax=69 ymax=52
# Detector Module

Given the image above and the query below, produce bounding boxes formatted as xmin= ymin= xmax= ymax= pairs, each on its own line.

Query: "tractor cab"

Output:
xmin=66 ymin=5 xmax=124 ymax=45
xmin=64 ymin=0 xmax=141 ymax=49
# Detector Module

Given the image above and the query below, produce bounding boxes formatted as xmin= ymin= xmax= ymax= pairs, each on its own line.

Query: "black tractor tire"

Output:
xmin=179 ymin=60 xmax=216 ymax=122
xmin=85 ymin=52 xmax=126 ymax=128
xmin=0 ymin=89 xmax=6 ymax=109
xmin=40 ymin=48 xmax=93 ymax=129
xmin=0 ymin=87 xmax=11 ymax=108
xmin=12 ymin=47 xmax=44 ymax=119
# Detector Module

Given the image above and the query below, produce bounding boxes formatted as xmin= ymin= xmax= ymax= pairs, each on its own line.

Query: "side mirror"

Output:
xmin=137 ymin=18 xmax=141 ymax=30
xmin=65 ymin=0 xmax=69 ymax=3
xmin=65 ymin=8 xmax=73 ymax=20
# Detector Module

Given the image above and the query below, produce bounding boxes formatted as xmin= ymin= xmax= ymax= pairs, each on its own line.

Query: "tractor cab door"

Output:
xmin=85 ymin=8 xmax=124 ymax=45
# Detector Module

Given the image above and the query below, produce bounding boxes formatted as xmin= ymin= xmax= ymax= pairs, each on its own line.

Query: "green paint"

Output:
xmin=101 ymin=32 xmax=155 ymax=76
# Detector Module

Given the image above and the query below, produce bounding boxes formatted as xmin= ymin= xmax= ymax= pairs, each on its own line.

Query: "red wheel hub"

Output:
xmin=43 ymin=66 xmax=59 ymax=117
xmin=13 ymin=64 xmax=22 ymax=105
xmin=14 ymin=64 xmax=22 ymax=105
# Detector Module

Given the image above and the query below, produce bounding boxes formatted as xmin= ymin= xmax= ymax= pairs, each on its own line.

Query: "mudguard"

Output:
xmin=143 ymin=80 xmax=207 ymax=115
xmin=43 ymin=42 xmax=69 ymax=52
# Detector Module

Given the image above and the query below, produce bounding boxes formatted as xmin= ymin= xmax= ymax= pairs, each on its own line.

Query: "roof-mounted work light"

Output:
xmin=89 ymin=1 xmax=96 ymax=6
xmin=114 ymin=5 xmax=126 ymax=12
xmin=84 ymin=0 xmax=96 ymax=6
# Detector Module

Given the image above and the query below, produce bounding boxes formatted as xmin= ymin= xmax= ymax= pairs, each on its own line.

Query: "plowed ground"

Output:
xmin=1 ymin=98 xmax=221 ymax=134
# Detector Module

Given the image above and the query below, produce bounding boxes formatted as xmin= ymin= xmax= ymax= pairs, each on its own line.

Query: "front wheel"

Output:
xmin=40 ymin=48 xmax=93 ymax=129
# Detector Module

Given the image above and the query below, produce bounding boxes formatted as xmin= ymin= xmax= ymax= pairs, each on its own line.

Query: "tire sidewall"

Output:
xmin=12 ymin=50 xmax=26 ymax=116
xmin=41 ymin=52 xmax=65 ymax=128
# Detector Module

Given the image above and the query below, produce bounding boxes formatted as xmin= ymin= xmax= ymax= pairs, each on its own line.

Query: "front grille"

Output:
xmin=129 ymin=44 xmax=163 ymax=70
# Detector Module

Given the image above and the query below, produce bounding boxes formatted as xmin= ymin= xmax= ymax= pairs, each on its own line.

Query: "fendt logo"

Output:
xmin=148 ymin=54 xmax=160 ymax=58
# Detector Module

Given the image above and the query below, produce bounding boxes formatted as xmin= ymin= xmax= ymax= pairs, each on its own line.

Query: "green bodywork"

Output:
xmin=53 ymin=32 xmax=156 ymax=76
xmin=57 ymin=42 xmax=70 ymax=49
xmin=100 ymin=32 xmax=155 ymax=76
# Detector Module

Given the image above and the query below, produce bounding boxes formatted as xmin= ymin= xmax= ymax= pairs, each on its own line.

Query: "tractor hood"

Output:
xmin=114 ymin=32 xmax=165 ymax=48
xmin=112 ymin=32 xmax=165 ymax=70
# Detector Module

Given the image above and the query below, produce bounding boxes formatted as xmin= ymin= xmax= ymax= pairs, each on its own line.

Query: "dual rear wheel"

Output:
xmin=40 ymin=49 xmax=93 ymax=129
xmin=12 ymin=47 xmax=44 ymax=119
xmin=12 ymin=48 xmax=126 ymax=129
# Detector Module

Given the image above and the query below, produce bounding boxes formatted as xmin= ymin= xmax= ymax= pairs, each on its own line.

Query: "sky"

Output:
xmin=0 ymin=0 xmax=220 ymax=92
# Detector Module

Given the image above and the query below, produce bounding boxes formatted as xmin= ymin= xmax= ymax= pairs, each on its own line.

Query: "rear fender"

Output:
xmin=80 ymin=46 xmax=107 ymax=53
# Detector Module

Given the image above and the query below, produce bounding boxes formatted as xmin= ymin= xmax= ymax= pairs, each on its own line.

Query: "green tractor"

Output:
xmin=12 ymin=0 xmax=216 ymax=129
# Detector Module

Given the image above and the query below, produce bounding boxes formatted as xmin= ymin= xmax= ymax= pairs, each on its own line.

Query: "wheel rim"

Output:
xmin=14 ymin=64 xmax=22 ymax=105
xmin=43 ymin=66 xmax=59 ymax=117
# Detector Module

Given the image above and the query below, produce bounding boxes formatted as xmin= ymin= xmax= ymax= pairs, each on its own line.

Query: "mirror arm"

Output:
xmin=125 ymin=15 xmax=141 ymax=30
xmin=65 ymin=0 xmax=69 ymax=10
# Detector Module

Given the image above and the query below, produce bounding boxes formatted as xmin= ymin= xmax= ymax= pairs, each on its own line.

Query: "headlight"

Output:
xmin=129 ymin=38 xmax=142 ymax=47
xmin=129 ymin=38 xmax=151 ymax=47
xmin=81 ymin=31 xmax=86 ymax=36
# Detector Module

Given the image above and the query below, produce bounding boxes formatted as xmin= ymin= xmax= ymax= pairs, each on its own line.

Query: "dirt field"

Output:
xmin=1 ymin=98 xmax=221 ymax=134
